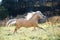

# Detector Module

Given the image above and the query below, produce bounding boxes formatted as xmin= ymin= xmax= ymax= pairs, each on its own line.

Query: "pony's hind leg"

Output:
xmin=13 ymin=27 xmax=18 ymax=34
xmin=37 ymin=26 xmax=46 ymax=31
xmin=13 ymin=26 xmax=20 ymax=34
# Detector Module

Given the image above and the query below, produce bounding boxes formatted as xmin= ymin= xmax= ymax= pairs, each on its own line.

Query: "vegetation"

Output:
xmin=0 ymin=6 xmax=9 ymax=20
xmin=1 ymin=0 xmax=60 ymax=18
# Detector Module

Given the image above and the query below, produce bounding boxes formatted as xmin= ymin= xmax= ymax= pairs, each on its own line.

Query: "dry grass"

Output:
xmin=0 ymin=23 xmax=60 ymax=40
xmin=46 ymin=16 xmax=60 ymax=26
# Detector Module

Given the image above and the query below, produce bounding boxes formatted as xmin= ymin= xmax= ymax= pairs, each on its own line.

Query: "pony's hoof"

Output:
xmin=32 ymin=29 xmax=36 ymax=31
xmin=7 ymin=33 xmax=12 ymax=36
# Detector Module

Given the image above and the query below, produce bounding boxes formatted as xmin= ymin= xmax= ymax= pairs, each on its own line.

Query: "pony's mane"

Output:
xmin=25 ymin=11 xmax=43 ymax=20
xmin=25 ymin=11 xmax=36 ymax=20
xmin=36 ymin=11 xmax=42 ymax=15
xmin=36 ymin=11 xmax=44 ymax=17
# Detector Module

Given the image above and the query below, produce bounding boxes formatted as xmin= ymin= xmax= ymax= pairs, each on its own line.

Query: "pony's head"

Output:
xmin=36 ymin=11 xmax=46 ymax=19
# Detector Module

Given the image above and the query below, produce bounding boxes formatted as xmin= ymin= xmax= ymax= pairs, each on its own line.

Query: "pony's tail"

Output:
xmin=6 ymin=19 xmax=16 ymax=27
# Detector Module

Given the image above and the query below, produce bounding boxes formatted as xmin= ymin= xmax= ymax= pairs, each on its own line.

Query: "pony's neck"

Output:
xmin=28 ymin=15 xmax=39 ymax=22
xmin=25 ymin=13 xmax=33 ymax=20
xmin=25 ymin=12 xmax=36 ymax=20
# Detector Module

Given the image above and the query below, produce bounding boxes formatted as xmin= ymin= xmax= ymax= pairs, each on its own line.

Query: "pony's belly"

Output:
xmin=22 ymin=23 xmax=33 ymax=28
xmin=24 ymin=24 xmax=33 ymax=27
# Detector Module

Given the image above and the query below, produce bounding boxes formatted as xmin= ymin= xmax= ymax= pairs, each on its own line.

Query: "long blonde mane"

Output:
xmin=25 ymin=11 xmax=43 ymax=20
xmin=25 ymin=12 xmax=36 ymax=20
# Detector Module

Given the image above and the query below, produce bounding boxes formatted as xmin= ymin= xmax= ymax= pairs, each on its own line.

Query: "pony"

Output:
xmin=6 ymin=11 xmax=46 ymax=33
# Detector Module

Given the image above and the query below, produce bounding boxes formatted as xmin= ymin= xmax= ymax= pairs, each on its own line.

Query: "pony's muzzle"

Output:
xmin=43 ymin=16 xmax=46 ymax=19
xmin=39 ymin=16 xmax=46 ymax=23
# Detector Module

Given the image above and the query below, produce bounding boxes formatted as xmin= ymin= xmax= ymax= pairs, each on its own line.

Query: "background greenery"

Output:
xmin=0 ymin=0 xmax=60 ymax=20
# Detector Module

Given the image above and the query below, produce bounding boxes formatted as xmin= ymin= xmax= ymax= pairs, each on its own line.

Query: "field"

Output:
xmin=0 ymin=23 xmax=60 ymax=40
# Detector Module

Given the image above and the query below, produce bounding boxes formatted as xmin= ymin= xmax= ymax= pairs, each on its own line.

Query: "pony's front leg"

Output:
xmin=13 ymin=26 xmax=20 ymax=34
xmin=32 ymin=27 xmax=37 ymax=31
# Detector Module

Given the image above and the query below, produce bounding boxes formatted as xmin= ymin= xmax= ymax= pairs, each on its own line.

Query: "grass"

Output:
xmin=0 ymin=23 xmax=60 ymax=40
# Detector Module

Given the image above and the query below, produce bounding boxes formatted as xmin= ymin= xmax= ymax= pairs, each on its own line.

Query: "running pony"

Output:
xmin=6 ymin=11 xmax=46 ymax=33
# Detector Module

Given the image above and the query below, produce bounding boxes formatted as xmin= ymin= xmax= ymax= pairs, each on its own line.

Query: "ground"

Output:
xmin=0 ymin=23 xmax=60 ymax=40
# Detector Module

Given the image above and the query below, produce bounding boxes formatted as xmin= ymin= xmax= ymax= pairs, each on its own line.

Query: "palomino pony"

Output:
xmin=6 ymin=11 xmax=46 ymax=33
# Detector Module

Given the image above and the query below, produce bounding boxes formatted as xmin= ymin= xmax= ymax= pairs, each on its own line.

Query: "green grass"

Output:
xmin=0 ymin=23 xmax=60 ymax=40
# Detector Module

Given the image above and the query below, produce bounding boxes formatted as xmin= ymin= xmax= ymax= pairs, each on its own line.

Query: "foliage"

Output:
xmin=0 ymin=6 xmax=9 ymax=20
xmin=2 ymin=0 xmax=18 ymax=17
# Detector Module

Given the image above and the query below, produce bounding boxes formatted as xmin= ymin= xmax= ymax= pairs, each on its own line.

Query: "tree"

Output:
xmin=2 ymin=0 xmax=18 ymax=17
xmin=0 ymin=6 xmax=9 ymax=20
